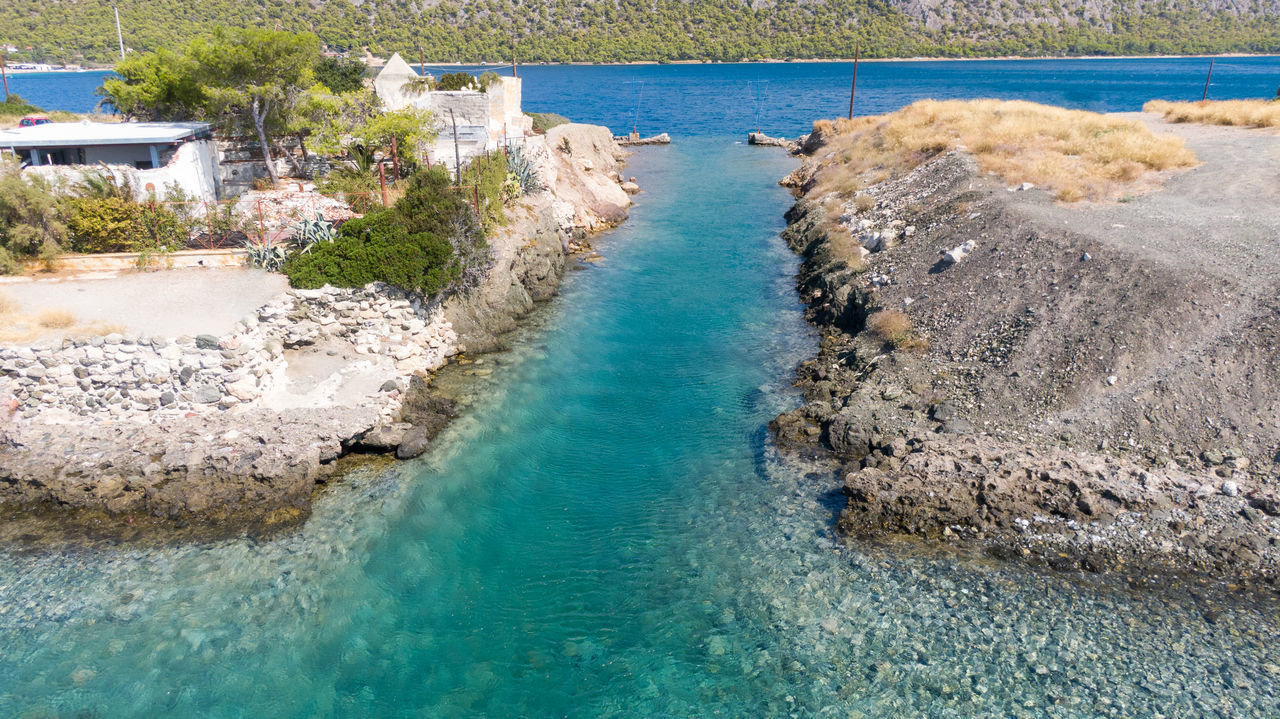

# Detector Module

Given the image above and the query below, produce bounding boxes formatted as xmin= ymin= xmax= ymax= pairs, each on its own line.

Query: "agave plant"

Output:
xmin=505 ymin=146 xmax=542 ymax=196
xmin=292 ymin=212 xmax=335 ymax=253
xmin=243 ymin=238 xmax=289 ymax=272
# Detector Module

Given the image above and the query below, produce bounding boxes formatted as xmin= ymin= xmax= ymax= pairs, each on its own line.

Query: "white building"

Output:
xmin=374 ymin=53 xmax=533 ymax=170
xmin=0 ymin=121 xmax=221 ymax=202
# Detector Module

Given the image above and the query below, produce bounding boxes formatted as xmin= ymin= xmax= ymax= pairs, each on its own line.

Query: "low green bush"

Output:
xmin=526 ymin=112 xmax=569 ymax=134
xmin=0 ymin=160 xmax=66 ymax=271
xmin=63 ymin=197 xmax=188 ymax=253
xmin=283 ymin=165 xmax=488 ymax=297
xmin=0 ymin=94 xmax=45 ymax=119
xmin=281 ymin=210 xmax=459 ymax=295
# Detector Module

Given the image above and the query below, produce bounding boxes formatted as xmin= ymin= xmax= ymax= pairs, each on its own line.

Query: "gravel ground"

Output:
xmin=0 ymin=268 xmax=288 ymax=344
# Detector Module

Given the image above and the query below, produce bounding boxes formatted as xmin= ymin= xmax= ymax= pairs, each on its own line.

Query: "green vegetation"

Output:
xmin=527 ymin=112 xmax=570 ymax=134
xmin=102 ymin=28 xmax=322 ymax=184
xmin=2 ymin=0 xmax=1279 ymax=65
xmin=0 ymin=95 xmax=45 ymax=121
xmin=283 ymin=166 xmax=485 ymax=297
xmin=0 ymin=160 xmax=66 ymax=272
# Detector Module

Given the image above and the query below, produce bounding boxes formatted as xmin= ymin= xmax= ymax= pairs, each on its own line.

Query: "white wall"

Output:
xmin=23 ymin=140 xmax=220 ymax=204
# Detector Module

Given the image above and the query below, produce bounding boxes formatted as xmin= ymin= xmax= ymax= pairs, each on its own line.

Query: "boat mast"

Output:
xmin=115 ymin=7 xmax=126 ymax=60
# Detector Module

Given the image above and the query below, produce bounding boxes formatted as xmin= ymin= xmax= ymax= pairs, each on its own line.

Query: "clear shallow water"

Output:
xmin=3 ymin=61 xmax=1280 ymax=716
xmin=3 ymin=139 xmax=1280 ymax=718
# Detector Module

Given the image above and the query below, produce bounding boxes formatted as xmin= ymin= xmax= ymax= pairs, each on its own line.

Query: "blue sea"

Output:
xmin=3 ymin=57 xmax=1280 ymax=717
xmin=11 ymin=56 xmax=1280 ymax=135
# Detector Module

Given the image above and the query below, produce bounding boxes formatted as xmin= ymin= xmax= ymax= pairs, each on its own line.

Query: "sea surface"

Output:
xmin=3 ymin=58 xmax=1280 ymax=717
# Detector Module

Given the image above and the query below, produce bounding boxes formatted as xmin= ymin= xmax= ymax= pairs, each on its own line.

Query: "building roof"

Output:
xmin=0 ymin=121 xmax=212 ymax=149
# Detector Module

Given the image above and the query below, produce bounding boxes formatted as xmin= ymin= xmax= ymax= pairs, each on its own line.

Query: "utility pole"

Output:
xmin=114 ymin=7 xmax=126 ymax=60
xmin=848 ymin=40 xmax=860 ymax=120
xmin=1201 ymin=58 xmax=1215 ymax=101
xmin=1 ymin=54 xmax=9 ymax=101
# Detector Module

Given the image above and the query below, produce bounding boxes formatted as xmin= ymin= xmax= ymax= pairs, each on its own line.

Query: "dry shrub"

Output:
xmin=866 ymin=309 xmax=928 ymax=352
xmin=805 ymin=99 xmax=1197 ymax=204
xmin=824 ymin=225 xmax=867 ymax=272
xmin=854 ymin=194 xmax=876 ymax=213
xmin=37 ymin=309 xmax=76 ymax=329
xmin=0 ymin=293 xmax=19 ymax=316
xmin=1144 ymin=99 xmax=1280 ymax=129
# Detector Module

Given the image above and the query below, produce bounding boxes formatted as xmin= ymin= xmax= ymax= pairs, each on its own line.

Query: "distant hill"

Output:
xmin=3 ymin=0 xmax=1279 ymax=65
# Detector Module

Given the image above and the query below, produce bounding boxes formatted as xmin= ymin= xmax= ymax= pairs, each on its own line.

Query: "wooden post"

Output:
xmin=255 ymin=199 xmax=266 ymax=243
xmin=391 ymin=135 xmax=400 ymax=181
xmin=512 ymin=57 xmax=518 ymax=78
xmin=848 ymin=40 xmax=860 ymax=120
xmin=450 ymin=108 xmax=462 ymax=185
xmin=0 ymin=54 xmax=9 ymax=101
xmin=378 ymin=162 xmax=389 ymax=206
xmin=1202 ymin=59 xmax=1215 ymax=102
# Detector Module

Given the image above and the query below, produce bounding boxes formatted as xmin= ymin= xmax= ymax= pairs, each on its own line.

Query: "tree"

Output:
xmin=100 ymin=28 xmax=321 ymax=186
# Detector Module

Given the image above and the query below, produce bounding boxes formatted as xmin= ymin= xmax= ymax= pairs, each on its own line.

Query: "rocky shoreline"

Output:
xmin=772 ymin=127 xmax=1280 ymax=590
xmin=0 ymin=123 xmax=633 ymax=532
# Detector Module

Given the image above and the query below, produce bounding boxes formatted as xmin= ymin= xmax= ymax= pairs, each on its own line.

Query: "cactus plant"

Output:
xmin=243 ymin=238 xmax=289 ymax=272
xmin=292 ymin=212 xmax=336 ymax=253
xmin=505 ymin=146 xmax=543 ymax=196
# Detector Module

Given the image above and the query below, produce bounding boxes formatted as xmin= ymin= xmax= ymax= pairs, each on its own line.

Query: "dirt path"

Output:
xmin=1014 ymin=113 xmax=1280 ymax=285
xmin=0 ymin=268 xmax=288 ymax=343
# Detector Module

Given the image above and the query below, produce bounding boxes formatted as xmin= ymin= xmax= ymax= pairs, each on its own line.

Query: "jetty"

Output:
xmin=747 ymin=132 xmax=799 ymax=151
xmin=616 ymin=132 xmax=671 ymax=147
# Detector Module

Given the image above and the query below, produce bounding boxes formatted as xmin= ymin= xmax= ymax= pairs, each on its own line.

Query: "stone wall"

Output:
xmin=0 ymin=283 xmax=457 ymax=420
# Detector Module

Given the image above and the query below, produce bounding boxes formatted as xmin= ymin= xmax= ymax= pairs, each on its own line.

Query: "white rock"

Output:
xmin=1221 ymin=481 xmax=1240 ymax=497
xmin=941 ymin=240 xmax=976 ymax=266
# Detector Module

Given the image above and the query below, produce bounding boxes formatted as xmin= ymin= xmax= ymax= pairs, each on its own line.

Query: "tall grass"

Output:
xmin=1144 ymin=99 xmax=1280 ymax=129
xmin=809 ymin=99 xmax=1197 ymax=202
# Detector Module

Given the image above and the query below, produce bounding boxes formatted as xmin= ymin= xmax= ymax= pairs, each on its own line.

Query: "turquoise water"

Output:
xmin=3 ymin=140 xmax=1279 ymax=717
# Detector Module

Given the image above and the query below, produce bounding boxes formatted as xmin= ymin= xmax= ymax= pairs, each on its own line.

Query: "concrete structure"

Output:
xmin=374 ymin=53 xmax=533 ymax=170
xmin=0 ymin=121 xmax=221 ymax=202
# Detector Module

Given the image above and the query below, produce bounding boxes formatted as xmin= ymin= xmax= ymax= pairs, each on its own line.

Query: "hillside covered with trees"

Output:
xmin=3 ymin=0 xmax=1279 ymax=65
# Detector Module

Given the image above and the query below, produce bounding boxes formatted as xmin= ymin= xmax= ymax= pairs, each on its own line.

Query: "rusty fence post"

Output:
xmin=255 ymin=199 xmax=266 ymax=243
xmin=378 ymin=163 xmax=389 ymax=207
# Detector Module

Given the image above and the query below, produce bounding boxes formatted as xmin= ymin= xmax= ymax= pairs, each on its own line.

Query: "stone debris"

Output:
xmin=0 ymin=282 xmax=457 ymax=421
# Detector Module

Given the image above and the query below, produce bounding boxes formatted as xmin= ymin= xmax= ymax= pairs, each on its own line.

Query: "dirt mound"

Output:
xmin=776 ymin=115 xmax=1280 ymax=588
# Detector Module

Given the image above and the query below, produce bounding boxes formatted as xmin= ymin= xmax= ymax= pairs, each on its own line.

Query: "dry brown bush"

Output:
xmin=824 ymin=225 xmax=867 ymax=272
xmin=807 ymin=99 xmax=1196 ymax=203
xmin=37 ymin=309 xmax=75 ymax=329
xmin=866 ymin=309 xmax=927 ymax=352
xmin=1144 ymin=99 xmax=1280 ymax=129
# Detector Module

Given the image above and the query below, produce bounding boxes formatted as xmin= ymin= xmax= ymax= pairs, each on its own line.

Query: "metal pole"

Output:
xmin=1201 ymin=59 xmax=1215 ymax=102
xmin=848 ymin=40 xmax=860 ymax=120
xmin=114 ymin=7 xmax=126 ymax=60
xmin=378 ymin=162 xmax=389 ymax=206
xmin=0 ymin=55 xmax=8 ymax=101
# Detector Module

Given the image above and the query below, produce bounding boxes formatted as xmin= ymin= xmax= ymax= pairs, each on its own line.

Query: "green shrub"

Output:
xmin=526 ymin=112 xmax=569 ymax=134
xmin=63 ymin=197 xmax=188 ymax=253
xmin=282 ymin=165 xmax=489 ymax=297
xmin=282 ymin=210 xmax=460 ymax=296
xmin=0 ymin=94 xmax=45 ymax=120
xmin=0 ymin=160 xmax=67 ymax=270
xmin=464 ymin=152 xmax=511 ymax=231
xmin=315 ymin=168 xmax=381 ymax=213
xmin=434 ymin=71 xmax=500 ymax=93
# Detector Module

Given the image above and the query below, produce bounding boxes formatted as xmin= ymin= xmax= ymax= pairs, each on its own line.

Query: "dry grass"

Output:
xmin=36 ymin=309 xmax=75 ymax=329
xmin=866 ymin=309 xmax=929 ymax=352
xmin=824 ymin=225 xmax=867 ymax=272
xmin=0 ymin=294 xmax=122 ymax=344
xmin=1144 ymin=99 xmax=1280 ymax=130
xmin=809 ymin=99 xmax=1197 ymax=203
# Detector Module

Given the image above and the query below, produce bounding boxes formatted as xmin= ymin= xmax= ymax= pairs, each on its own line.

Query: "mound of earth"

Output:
xmin=773 ymin=114 xmax=1280 ymax=589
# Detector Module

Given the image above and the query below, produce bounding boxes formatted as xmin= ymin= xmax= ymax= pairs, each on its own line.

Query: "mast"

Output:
xmin=115 ymin=7 xmax=126 ymax=60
